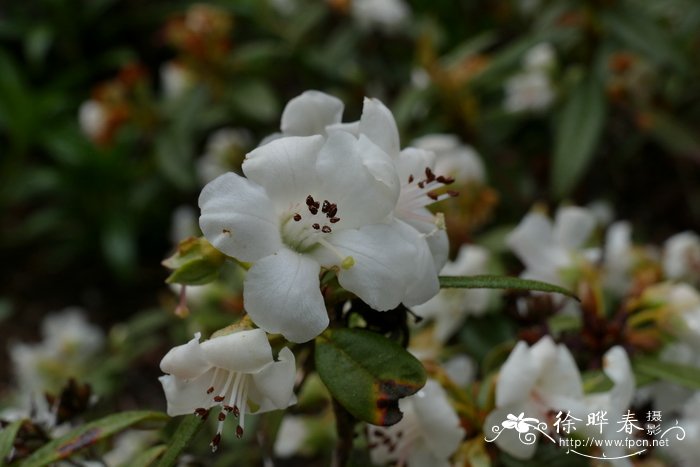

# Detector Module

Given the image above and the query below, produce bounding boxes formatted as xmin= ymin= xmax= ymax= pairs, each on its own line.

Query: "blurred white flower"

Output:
xmin=483 ymin=336 xmax=584 ymax=459
xmin=442 ymin=354 xmax=476 ymax=388
xmin=169 ymin=205 xmax=199 ymax=245
xmin=196 ymin=128 xmax=252 ymax=185
xmin=78 ymin=100 xmax=108 ymax=142
xmin=351 ymin=0 xmax=410 ymax=33
xmin=412 ymin=133 xmax=486 ymax=184
xmin=160 ymin=61 xmax=194 ymax=100
xmin=159 ymin=329 xmax=296 ymax=451
xmin=642 ymin=282 xmax=700 ymax=348
xmin=412 ymin=245 xmax=492 ymax=343
xmin=200 ymin=92 xmax=443 ymax=342
xmin=507 ymin=206 xmax=598 ymax=290
xmin=504 ymin=71 xmax=555 ymax=113
xmin=523 ymin=43 xmax=555 ymax=71
xmin=663 ymin=231 xmax=700 ymax=285
xmin=273 ymin=415 xmax=309 ymax=458
xmin=603 ymin=221 xmax=634 ymax=295
xmin=368 ymin=379 xmax=464 ymax=467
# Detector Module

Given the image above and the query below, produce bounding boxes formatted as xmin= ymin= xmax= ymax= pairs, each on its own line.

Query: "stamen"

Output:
xmin=218 ymin=412 xmax=226 ymax=421
xmin=318 ymin=238 xmax=355 ymax=269
xmin=210 ymin=433 xmax=221 ymax=452
xmin=213 ymin=395 xmax=225 ymax=402
xmin=322 ymin=225 xmax=332 ymax=233
xmin=309 ymin=205 xmax=318 ymax=215
xmin=330 ymin=217 xmax=340 ymax=223
xmin=312 ymin=223 xmax=320 ymax=230
xmin=322 ymin=200 xmax=331 ymax=213
xmin=236 ymin=425 xmax=244 ymax=439
xmin=293 ymin=213 xmax=301 ymax=221
xmin=426 ymin=191 xmax=439 ymax=201
xmin=408 ymin=174 xmax=414 ymax=183
xmin=207 ymin=387 xmax=214 ymax=394
xmin=327 ymin=205 xmax=338 ymax=218
xmin=305 ymin=195 xmax=315 ymax=206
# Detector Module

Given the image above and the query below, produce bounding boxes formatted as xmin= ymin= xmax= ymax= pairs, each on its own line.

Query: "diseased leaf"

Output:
xmin=632 ymin=356 xmax=700 ymax=390
xmin=20 ymin=411 xmax=167 ymax=467
xmin=439 ymin=275 xmax=578 ymax=300
xmin=0 ymin=419 xmax=23 ymax=466
xmin=155 ymin=416 xmax=205 ymax=467
xmin=551 ymin=75 xmax=606 ymax=199
xmin=315 ymin=328 xmax=426 ymax=426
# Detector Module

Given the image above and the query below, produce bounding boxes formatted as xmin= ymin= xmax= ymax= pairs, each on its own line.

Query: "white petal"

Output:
xmin=242 ymin=135 xmax=325 ymax=205
xmin=553 ymin=206 xmax=596 ymax=250
xmin=403 ymin=211 xmax=449 ymax=271
xmin=315 ymin=132 xmax=399 ymax=227
xmin=280 ymin=90 xmax=344 ymax=136
xmin=159 ymin=370 xmax=216 ymax=416
xmin=358 ymin=97 xmax=400 ymax=158
xmin=506 ymin=211 xmax=569 ymax=272
xmin=199 ymin=173 xmax=282 ymax=261
xmin=160 ymin=332 xmax=211 ymax=380
xmin=243 ymin=248 xmax=328 ymax=343
xmin=395 ymin=147 xmax=436 ymax=184
xmin=406 ymin=441 xmax=450 ymax=467
xmin=250 ymin=347 xmax=297 ymax=412
xmin=200 ymin=329 xmax=274 ymax=374
xmin=412 ymin=380 xmax=464 ymax=458
xmin=535 ymin=343 xmax=584 ymax=407
xmin=601 ymin=346 xmax=635 ymax=414
xmin=331 ymin=220 xmax=438 ymax=311
xmin=496 ymin=342 xmax=538 ymax=407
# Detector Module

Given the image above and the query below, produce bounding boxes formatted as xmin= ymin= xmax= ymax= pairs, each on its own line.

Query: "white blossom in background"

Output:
xmin=78 ymin=100 xmax=108 ymax=142
xmin=504 ymin=43 xmax=556 ymax=114
xmin=603 ymin=221 xmax=634 ymax=295
xmin=169 ymin=205 xmax=199 ymax=245
xmin=273 ymin=415 xmax=310 ymax=458
xmin=639 ymin=343 xmax=699 ymax=415
xmin=442 ymin=354 xmax=476 ymax=388
xmin=412 ymin=133 xmax=486 ymax=184
xmin=351 ymin=0 xmax=410 ymax=33
xmin=368 ymin=379 xmax=464 ymax=467
xmin=663 ymin=231 xmax=700 ymax=285
xmin=507 ymin=206 xmax=599 ymax=291
xmin=159 ymin=329 xmax=296 ymax=451
xmin=160 ymin=61 xmax=194 ymax=100
xmin=669 ymin=392 xmax=700 ymax=467
xmin=412 ymin=245 xmax=492 ymax=343
xmin=200 ymin=91 xmax=446 ymax=342
xmin=196 ymin=128 xmax=252 ymax=185
xmin=483 ymin=336 xmax=584 ymax=459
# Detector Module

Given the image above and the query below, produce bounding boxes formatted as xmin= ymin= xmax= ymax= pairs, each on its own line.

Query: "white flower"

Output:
xmin=170 ymin=205 xmax=199 ymax=245
xmin=412 ymin=245 xmax=492 ymax=343
xmin=523 ymin=43 xmax=555 ymax=71
xmin=640 ymin=343 xmax=699 ymax=415
xmin=273 ymin=415 xmax=309 ymax=458
xmin=196 ymin=128 xmax=252 ymax=185
xmin=411 ymin=133 xmax=486 ymax=184
xmin=78 ymin=100 xmax=108 ymax=142
xmin=603 ymin=221 xmax=634 ymax=294
xmin=368 ymin=379 xmax=464 ymax=467
xmin=160 ymin=61 xmax=194 ymax=100
xmin=351 ymin=0 xmax=410 ymax=33
xmin=663 ymin=231 xmax=700 ymax=285
xmin=507 ymin=206 xmax=598 ymax=289
xmin=200 ymin=92 xmax=442 ymax=342
xmin=159 ymin=329 xmax=296 ymax=451
xmin=504 ymin=71 xmax=554 ymax=113
xmin=483 ymin=336 xmax=584 ymax=459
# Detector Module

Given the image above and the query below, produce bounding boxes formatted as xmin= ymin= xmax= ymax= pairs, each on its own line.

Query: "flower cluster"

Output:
xmin=198 ymin=91 xmax=453 ymax=343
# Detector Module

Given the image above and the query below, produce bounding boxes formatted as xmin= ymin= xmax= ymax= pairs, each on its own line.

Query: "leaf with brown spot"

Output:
xmin=315 ymin=328 xmax=426 ymax=426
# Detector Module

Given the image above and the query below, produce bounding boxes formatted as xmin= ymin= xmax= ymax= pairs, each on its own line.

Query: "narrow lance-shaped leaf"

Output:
xmin=155 ymin=415 xmax=206 ymax=467
xmin=551 ymin=74 xmax=606 ymax=199
xmin=632 ymin=356 xmax=700 ymax=390
xmin=439 ymin=274 xmax=579 ymax=300
xmin=0 ymin=419 xmax=23 ymax=466
xmin=315 ymin=328 xmax=426 ymax=426
xmin=20 ymin=411 xmax=168 ymax=467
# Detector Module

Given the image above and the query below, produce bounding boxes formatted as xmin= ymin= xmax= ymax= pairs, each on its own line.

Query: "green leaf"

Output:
xmin=439 ymin=275 xmax=579 ymax=300
xmin=632 ymin=356 xmax=700 ymax=390
xmin=155 ymin=416 xmax=205 ymax=467
xmin=551 ymin=75 xmax=606 ymax=199
xmin=20 ymin=411 xmax=167 ymax=467
xmin=163 ymin=236 xmax=226 ymax=286
xmin=118 ymin=445 xmax=167 ymax=467
xmin=647 ymin=111 xmax=700 ymax=161
xmin=227 ymin=81 xmax=279 ymax=122
xmin=315 ymin=328 xmax=426 ymax=426
xmin=0 ymin=419 xmax=23 ymax=466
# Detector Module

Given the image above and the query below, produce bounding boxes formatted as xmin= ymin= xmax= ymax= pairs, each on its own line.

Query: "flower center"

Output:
xmin=194 ymin=368 xmax=251 ymax=452
xmin=368 ymin=419 xmax=421 ymax=466
xmin=397 ymin=166 xmax=457 ymax=225
xmin=279 ymin=195 xmax=339 ymax=245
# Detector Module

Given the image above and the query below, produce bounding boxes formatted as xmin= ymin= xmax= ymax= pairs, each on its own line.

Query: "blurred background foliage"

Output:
xmin=1 ymin=0 xmax=700 ymax=423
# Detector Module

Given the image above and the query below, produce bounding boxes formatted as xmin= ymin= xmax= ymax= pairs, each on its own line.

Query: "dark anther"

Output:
xmin=436 ymin=175 xmax=455 ymax=184
xmin=218 ymin=412 xmax=226 ymax=421
xmin=330 ymin=217 xmax=340 ymax=223
xmin=233 ymin=405 xmax=240 ymax=418
xmin=447 ymin=190 xmax=459 ymax=197
xmin=213 ymin=395 xmax=225 ymax=402
xmin=293 ymin=213 xmax=302 ymax=221
xmin=417 ymin=181 xmax=425 ymax=189
xmin=322 ymin=226 xmax=332 ymax=233
xmin=309 ymin=205 xmax=319 ymax=215
xmin=322 ymin=200 xmax=331 ymax=213
xmin=312 ymin=223 xmax=320 ymax=230
xmin=224 ymin=405 xmax=234 ymax=412
xmin=306 ymin=195 xmax=315 ymax=206
xmin=207 ymin=387 xmax=215 ymax=394
xmin=427 ymin=191 xmax=439 ymax=200
xmin=425 ymin=167 xmax=436 ymax=182
xmin=327 ymin=205 xmax=338 ymax=218
xmin=236 ymin=426 xmax=244 ymax=439
xmin=211 ymin=433 xmax=221 ymax=450
xmin=408 ymin=174 xmax=414 ymax=183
